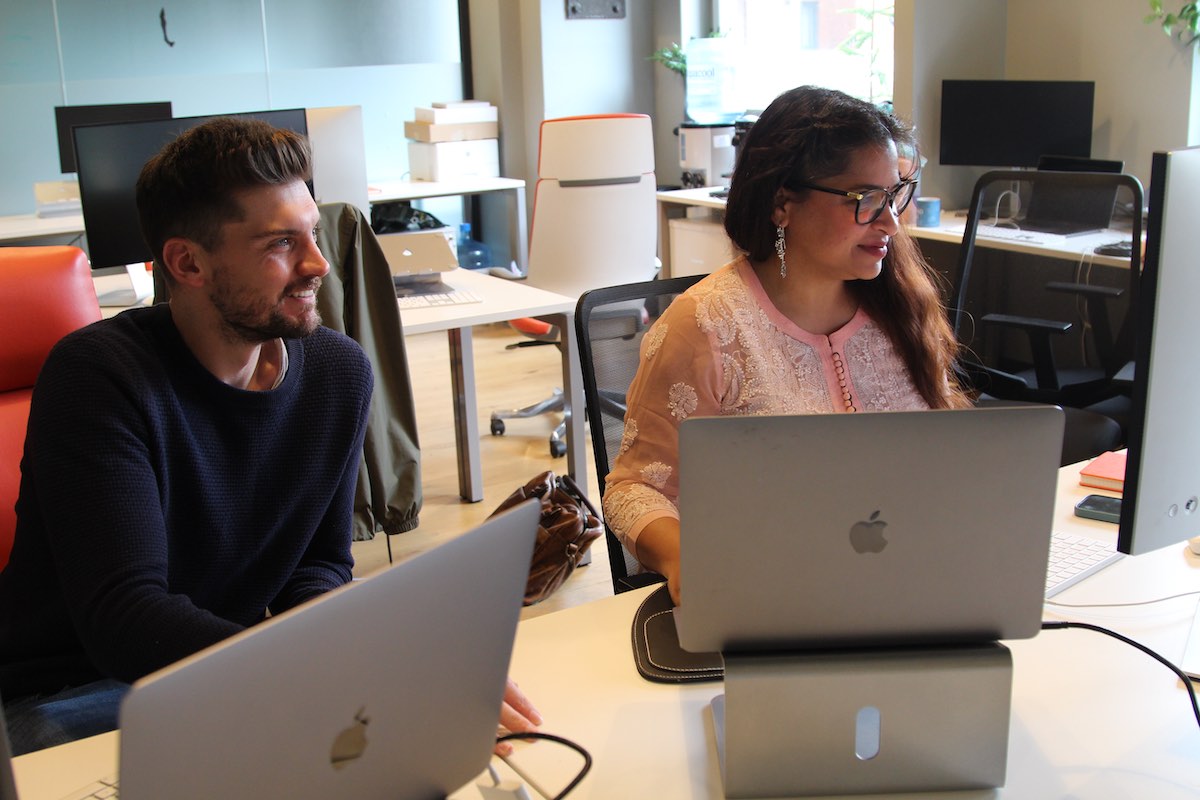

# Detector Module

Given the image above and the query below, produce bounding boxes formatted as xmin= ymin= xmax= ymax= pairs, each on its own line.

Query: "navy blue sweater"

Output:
xmin=0 ymin=304 xmax=373 ymax=697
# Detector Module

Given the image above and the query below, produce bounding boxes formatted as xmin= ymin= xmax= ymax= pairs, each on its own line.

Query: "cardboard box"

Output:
xmin=414 ymin=104 xmax=498 ymax=125
xmin=407 ymin=139 xmax=499 ymax=181
xmin=404 ymin=120 xmax=499 ymax=143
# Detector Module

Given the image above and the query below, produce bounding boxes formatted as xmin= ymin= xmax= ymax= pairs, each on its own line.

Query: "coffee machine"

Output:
xmin=679 ymin=122 xmax=736 ymax=189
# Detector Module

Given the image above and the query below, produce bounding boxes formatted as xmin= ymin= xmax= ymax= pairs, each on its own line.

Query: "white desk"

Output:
xmin=911 ymin=210 xmax=1137 ymax=270
xmin=654 ymin=187 xmax=1139 ymax=276
xmin=0 ymin=213 xmax=85 ymax=244
xmin=15 ymin=466 xmax=1199 ymax=799
xmin=2 ymin=175 xmax=529 ymax=270
xmin=369 ymin=177 xmax=528 ymax=273
xmin=397 ymin=268 xmax=582 ymax=503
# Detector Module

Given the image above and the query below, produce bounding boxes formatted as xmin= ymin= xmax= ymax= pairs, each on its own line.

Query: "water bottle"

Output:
xmin=456 ymin=222 xmax=492 ymax=270
xmin=685 ymin=37 xmax=741 ymax=125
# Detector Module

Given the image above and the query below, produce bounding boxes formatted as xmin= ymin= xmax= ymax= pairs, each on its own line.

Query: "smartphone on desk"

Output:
xmin=1074 ymin=494 xmax=1122 ymax=524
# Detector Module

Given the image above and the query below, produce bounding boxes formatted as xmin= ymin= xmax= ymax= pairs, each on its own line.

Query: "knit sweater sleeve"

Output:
xmin=268 ymin=349 xmax=369 ymax=613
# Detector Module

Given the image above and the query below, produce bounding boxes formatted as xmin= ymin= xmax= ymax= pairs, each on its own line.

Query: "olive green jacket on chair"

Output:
xmin=315 ymin=202 xmax=422 ymax=539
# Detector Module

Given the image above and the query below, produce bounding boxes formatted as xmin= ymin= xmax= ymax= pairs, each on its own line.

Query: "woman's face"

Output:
xmin=775 ymin=142 xmax=903 ymax=286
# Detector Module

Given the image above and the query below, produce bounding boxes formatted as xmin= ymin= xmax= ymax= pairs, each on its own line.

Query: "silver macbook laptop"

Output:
xmin=674 ymin=405 xmax=1064 ymax=654
xmin=5 ymin=500 xmax=538 ymax=800
xmin=378 ymin=230 xmax=459 ymax=278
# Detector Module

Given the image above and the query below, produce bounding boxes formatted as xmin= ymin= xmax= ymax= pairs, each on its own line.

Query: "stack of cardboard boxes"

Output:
xmin=405 ymin=101 xmax=499 ymax=181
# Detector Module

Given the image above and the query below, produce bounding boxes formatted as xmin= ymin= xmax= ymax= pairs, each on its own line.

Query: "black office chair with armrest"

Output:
xmin=576 ymin=275 xmax=703 ymax=594
xmin=950 ymin=170 xmax=1142 ymax=450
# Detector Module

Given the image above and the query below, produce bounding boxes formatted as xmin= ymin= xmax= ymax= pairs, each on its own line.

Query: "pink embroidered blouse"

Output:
xmin=603 ymin=258 xmax=930 ymax=552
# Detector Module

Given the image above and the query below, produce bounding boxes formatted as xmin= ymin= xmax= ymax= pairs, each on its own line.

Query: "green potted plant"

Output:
xmin=1145 ymin=1 xmax=1200 ymax=45
xmin=649 ymin=42 xmax=686 ymax=76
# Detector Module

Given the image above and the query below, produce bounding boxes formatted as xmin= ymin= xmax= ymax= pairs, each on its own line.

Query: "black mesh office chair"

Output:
xmin=575 ymin=275 xmax=703 ymax=594
xmin=949 ymin=170 xmax=1142 ymax=457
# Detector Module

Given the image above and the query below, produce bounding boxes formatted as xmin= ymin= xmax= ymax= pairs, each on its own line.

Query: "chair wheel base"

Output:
xmin=490 ymin=418 xmax=505 ymax=436
xmin=550 ymin=439 xmax=566 ymax=458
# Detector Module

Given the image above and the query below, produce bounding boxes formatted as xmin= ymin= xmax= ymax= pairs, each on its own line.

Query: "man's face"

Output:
xmin=204 ymin=180 xmax=328 ymax=342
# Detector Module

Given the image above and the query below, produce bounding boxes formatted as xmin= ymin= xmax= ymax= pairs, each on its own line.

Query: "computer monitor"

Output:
xmin=54 ymin=102 xmax=173 ymax=173
xmin=938 ymin=80 xmax=1095 ymax=168
xmin=1117 ymin=145 xmax=1200 ymax=557
xmin=1036 ymin=154 xmax=1123 ymax=173
xmin=73 ymin=109 xmax=309 ymax=273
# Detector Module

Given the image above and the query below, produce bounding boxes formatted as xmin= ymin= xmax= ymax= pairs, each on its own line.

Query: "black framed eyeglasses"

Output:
xmin=789 ymin=178 xmax=919 ymax=225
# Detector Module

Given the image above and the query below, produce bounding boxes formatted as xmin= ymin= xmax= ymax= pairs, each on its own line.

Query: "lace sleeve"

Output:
xmin=603 ymin=293 xmax=724 ymax=551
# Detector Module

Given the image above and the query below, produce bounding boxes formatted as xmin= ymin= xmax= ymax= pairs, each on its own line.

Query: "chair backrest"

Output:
xmin=0 ymin=246 xmax=103 ymax=568
xmin=575 ymin=275 xmax=703 ymax=593
xmin=525 ymin=115 xmax=659 ymax=299
xmin=950 ymin=169 xmax=1142 ymax=405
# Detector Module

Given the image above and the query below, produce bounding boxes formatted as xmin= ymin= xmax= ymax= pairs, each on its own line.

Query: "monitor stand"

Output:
xmin=710 ymin=644 xmax=1013 ymax=798
xmin=96 ymin=263 xmax=155 ymax=308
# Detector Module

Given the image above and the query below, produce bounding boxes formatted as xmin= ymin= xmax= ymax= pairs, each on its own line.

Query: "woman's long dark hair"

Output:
xmin=724 ymin=86 xmax=969 ymax=409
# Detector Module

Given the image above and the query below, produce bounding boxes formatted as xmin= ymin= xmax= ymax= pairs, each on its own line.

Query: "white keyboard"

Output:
xmin=58 ymin=775 xmax=118 ymax=799
xmin=395 ymin=287 xmax=481 ymax=309
xmin=975 ymin=224 xmax=1060 ymax=244
xmin=1045 ymin=530 xmax=1124 ymax=598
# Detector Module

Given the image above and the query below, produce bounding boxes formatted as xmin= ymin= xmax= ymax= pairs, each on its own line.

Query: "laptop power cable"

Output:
xmin=1041 ymin=620 xmax=1200 ymax=729
xmin=478 ymin=732 xmax=593 ymax=800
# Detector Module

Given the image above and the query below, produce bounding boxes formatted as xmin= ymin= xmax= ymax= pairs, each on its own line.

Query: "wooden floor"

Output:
xmin=349 ymin=323 xmax=614 ymax=620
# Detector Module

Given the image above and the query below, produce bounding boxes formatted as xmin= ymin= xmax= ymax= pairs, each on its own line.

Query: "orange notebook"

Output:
xmin=1079 ymin=450 xmax=1126 ymax=493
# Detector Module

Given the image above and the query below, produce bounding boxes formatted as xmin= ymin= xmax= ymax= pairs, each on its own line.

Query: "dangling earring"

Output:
xmin=775 ymin=225 xmax=787 ymax=278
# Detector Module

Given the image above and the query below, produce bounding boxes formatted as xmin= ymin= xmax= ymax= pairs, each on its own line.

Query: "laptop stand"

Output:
xmin=710 ymin=642 xmax=1013 ymax=798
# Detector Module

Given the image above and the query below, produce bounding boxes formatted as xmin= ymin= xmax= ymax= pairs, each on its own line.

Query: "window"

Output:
xmin=714 ymin=0 xmax=894 ymax=110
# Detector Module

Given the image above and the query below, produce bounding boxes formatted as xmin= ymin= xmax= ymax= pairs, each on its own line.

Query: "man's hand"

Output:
xmin=496 ymin=677 xmax=543 ymax=756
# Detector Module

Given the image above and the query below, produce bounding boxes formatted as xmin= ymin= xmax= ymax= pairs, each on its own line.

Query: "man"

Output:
xmin=0 ymin=118 xmax=539 ymax=754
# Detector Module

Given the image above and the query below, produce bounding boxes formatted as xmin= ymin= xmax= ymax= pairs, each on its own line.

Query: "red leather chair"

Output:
xmin=0 ymin=246 xmax=102 ymax=569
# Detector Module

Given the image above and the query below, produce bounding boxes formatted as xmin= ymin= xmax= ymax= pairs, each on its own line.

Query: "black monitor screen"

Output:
xmin=74 ymin=109 xmax=308 ymax=269
xmin=939 ymin=80 xmax=1094 ymax=168
xmin=55 ymin=102 xmax=174 ymax=173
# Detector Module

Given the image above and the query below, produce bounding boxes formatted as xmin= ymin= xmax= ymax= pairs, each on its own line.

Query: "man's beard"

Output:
xmin=211 ymin=277 xmax=323 ymax=343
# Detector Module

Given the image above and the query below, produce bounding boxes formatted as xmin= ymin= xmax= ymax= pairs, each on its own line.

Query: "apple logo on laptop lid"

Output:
xmin=849 ymin=510 xmax=888 ymax=554
xmin=329 ymin=707 xmax=370 ymax=770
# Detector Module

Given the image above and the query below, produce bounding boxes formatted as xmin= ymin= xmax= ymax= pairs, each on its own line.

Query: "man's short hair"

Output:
xmin=135 ymin=117 xmax=313 ymax=270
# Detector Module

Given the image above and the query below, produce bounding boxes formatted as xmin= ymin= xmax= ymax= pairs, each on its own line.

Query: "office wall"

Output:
xmin=1005 ymin=0 xmax=1195 ymax=192
xmin=894 ymin=0 xmax=1007 ymax=209
xmin=896 ymin=0 xmax=1197 ymax=210
xmin=0 ymin=0 xmax=464 ymax=218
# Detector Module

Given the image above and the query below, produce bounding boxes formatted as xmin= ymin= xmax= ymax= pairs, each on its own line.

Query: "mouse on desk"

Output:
xmin=1094 ymin=241 xmax=1133 ymax=257
xmin=1188 ymin=536 xmax=1200 ymax=556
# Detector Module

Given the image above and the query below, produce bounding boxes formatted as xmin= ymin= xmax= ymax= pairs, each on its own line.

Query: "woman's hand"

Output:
xmin=496 ymin=677 xmax=543 ymax=756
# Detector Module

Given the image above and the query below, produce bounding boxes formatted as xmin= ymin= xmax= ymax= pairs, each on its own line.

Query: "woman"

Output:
xmin=603 ymin=86 xmax=971 ymax=604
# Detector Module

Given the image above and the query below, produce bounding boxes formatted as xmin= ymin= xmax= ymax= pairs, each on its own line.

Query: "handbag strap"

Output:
xmin=557 ymin=473 xmax=600 ymax=520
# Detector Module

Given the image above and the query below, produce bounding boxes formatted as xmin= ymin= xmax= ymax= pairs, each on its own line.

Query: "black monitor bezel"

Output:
xmin=54 ymin=102 xmax=174 ymax=173
xmin=938 ymin=80 xmax=1095 ymax=168
xmin=73 ymin=109 xmax=308 ymax=269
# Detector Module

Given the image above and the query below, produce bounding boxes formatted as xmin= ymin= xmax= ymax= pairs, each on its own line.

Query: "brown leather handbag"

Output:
xmin=489 ymin=471 xmax=603 ymax=605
